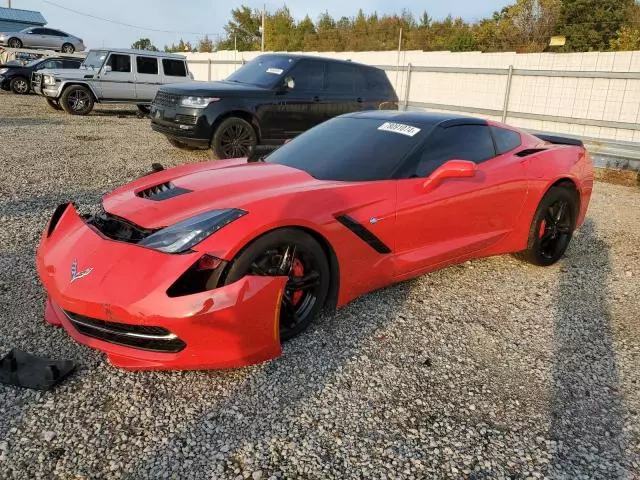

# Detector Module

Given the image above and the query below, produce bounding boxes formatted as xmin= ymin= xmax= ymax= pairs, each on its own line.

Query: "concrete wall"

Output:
xmin=185 ymin=50 xmax=640 ymax=144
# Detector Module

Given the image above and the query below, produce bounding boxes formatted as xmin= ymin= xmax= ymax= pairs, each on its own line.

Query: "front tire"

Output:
xmin=211 ymin=117 xmax=257 ymax=159
xmin=45 ymin=98 xmax=63 ymax=111
xmin=7 ymin=38 xmax=22 ymax=48
xmin=60 ymin=85 xmax=94 ymax=115
xmin=221 ymin=229 xmax=330 ymax=341
xmin=137 ymin=104 xmax=150 ymax=115
xmin=516 ymin=185 xmax=578 ymax=266
xmin=61 ymin=43 xmax=75 ymax=54
xmin=10 ymin=76 xmax=29 ymax=94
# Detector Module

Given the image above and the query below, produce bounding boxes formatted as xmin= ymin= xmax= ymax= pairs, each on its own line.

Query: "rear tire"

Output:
xmin=60 ymin=85 xmax=94 ymax=115
xmin=10 ymin=76 xmax=29 ymax=94
xmin=7 ymin=38 xmax=22 ymax=48
xmin=221 ymin=229 xmax=330 ymax=341
xmin=211 ymin=117 xmax=257 ymax=160
xmin=45 ymin=98 xmax=63 ymax=111
xmin=515 ymin=186 xmax=578 ymax=266
xmin=61 ymin=43 xmax=75 ymax=54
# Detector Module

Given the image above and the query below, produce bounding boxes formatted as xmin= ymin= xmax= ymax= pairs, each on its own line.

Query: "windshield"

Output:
xmin=82 ymin=50 xmax=108 ymax=70
xmin=26 ymin=59 xmax=42 ymax=67
xmin=226 ymin=55 xmax=295 ymax=88
xmin=265 ymin=117 xmax=431 ymax=181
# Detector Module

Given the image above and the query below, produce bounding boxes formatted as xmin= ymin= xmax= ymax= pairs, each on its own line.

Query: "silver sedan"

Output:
xmin=0 ymin=27 xmax=85 ymax=53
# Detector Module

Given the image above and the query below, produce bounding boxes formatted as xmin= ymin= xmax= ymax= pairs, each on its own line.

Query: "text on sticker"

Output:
xmin=266 ymin=68 xmax=284 ymax=75
xmin=378 ymin=122 xmax=421 ymax=137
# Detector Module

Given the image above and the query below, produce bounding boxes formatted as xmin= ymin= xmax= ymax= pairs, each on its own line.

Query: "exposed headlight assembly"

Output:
xmin=0 ymin=68 xmax=8 ymax=75
xmin=139 ymin=209 xmax=246 ymax=254
xmin=43 ymin=75 xmax=56 ymax=86
xmin=179 ymin=96 xmax=220 ymax=108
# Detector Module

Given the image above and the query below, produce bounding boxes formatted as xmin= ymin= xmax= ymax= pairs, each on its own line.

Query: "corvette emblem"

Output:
xmin=70 ymin=259 xmax=93 ymax=283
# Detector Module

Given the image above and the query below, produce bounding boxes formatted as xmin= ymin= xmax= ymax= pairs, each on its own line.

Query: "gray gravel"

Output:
xmin=1 ymin=91 xmax=639 ymax=479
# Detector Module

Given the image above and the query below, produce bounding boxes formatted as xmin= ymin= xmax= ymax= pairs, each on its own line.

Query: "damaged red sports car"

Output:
xmin=36 ymin=111 xmax=594 ymax=370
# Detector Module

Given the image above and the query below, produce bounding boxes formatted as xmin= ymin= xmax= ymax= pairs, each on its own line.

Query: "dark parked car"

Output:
xmin=0 ymin=56 xmax=82 ymax=94
xmin=150 ymin=54 xmax=398 ymax=158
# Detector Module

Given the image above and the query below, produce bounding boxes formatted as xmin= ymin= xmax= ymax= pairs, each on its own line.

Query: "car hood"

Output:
xmin=38 ymin=68 xmax=93 ymax=78
xmin=102 ymin=160 xmax=338 ymax=229
xmin=159 ymin=80 xmax=271 ymax=97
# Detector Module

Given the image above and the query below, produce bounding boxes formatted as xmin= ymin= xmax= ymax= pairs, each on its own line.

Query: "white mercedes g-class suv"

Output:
xmin=33 ymin=48 xmax=193 ymax=115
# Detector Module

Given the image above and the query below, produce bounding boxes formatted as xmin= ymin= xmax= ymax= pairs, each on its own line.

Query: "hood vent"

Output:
xmin=136 ymin=182 xmax=191 ymax=201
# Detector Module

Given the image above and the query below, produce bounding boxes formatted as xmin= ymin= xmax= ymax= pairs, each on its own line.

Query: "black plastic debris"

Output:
xmin=151 ymin=163 xmax=165 ymax=172
xmin=0 ymin=349 xmax=75 ymax=391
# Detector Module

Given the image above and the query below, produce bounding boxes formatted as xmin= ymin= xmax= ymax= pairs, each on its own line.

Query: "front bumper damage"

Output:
xmin=36 ymin=204 xmax=287 ymax=370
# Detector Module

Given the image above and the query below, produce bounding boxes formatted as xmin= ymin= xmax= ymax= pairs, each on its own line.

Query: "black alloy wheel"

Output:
xmin=212 ymin=117 xmax=257 ymax=159
xmin=61 ymin=43 xmax=75 ymax=54
xmin=8 ymin=38 xmax=22 ymax=48
xmin=221 ymin=229 xmax=330 ymax=340
xmin=60 ymin=85 xmax=94 ymax=115
xmin=537 ymin=199 xmax=573 ymax=260
xmin=10 ymin=77 xmax=29 ymax=94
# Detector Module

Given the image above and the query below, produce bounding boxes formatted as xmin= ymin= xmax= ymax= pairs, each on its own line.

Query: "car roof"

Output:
xmin=255 ymin=53 xmax=378 ymax=70
xmin=343 ymin=110 xmax=489 ymax=128
xmin=90 ymin=48 xmax=186 ymax=60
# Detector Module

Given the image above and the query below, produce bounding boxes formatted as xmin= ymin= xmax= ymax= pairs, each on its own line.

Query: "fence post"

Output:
xmin=403 ymin=63 xmax=412 ymax=111
xmin=208 ymin=59 xmax=212 ymax=81
xmin=502 ymin=65 xmax=514 ymax=123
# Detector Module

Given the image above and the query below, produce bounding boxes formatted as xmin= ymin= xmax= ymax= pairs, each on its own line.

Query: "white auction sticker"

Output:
xmin=377 ymin=122 xmax=421 ymax=137
xmin=266 ymin=67 xmax=284 ymax=75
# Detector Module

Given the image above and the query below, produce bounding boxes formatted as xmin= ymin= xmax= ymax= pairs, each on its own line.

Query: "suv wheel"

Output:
xmin=212 ymin=117 xmax=257 ymax=159
xmin=60 ymin=85 xmax=95 ymax=115
xmin=10 ymin=77 xmax=29 ymax=94
xmin=7 ymin=38 xmax=22 ymax=48
xmin=137 ymin=105 xmax=151 ymax=115
xmin=61 ymin=43 xmax=75 ymax=54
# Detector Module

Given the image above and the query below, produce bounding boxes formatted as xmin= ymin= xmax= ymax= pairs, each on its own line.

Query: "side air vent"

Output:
xmin=336 ymin=215 xmax=392 ymax=254
xmin=136 ymin=182 xmax=191 ymax=201
xmin=515 ymin=148 xmax=547 ymax=158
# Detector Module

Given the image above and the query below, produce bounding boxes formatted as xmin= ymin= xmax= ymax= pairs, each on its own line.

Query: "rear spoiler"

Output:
xmin=534 ymin=134 xmax=584 ymax=147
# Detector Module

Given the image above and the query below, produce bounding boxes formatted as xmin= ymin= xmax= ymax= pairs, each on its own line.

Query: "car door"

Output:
xmin=96 ymin=53 xmax=135 ymax=100
xmin=393 ymin=124 xmax=529 ymax=278
xmin=324 ymin=62 xmax=366 ymax=121
xmin=40 ymin=29 xmax=62 ymax=49
xmin=134 ymin=55 xmax=160 ymax=101
xmin=266 ymin=59 xmax=326 ymax=139
xmin=23 ymin=28 xmax=45 ymax=48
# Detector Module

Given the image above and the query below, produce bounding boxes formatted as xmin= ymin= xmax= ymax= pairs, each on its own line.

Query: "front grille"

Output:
xmin=32 ymin=73 xmax=42 ymax=87
xmin=153 ymin=91 xmax=180 ymax=107
xmin=175 ymin=114 xmax=198 ymax=125
xmin=64 ymin=311 xmax=186 ymax=353
xmin=136 ymin=181 xmax=192 ymax=201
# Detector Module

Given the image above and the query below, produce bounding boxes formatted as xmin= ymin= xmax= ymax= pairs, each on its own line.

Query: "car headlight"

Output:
xmin=179 ymin=96 xmax=220 ymax=108
xmin=0 ymin=68 xmax=7 ymax=75
xmin=139 ymin=209 xmax=246 ymax=253
xmin=43 ymin=75 xmax=56 ymax=86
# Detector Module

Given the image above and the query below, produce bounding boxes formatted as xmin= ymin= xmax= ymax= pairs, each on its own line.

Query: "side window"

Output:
xmin=63 ymin=60 xmax=81 ymax=68
xmin=30 ymin=28 xmax=46 ymax=34
xmin=416 ymin=125 xmax=496 ymax=177
xmin=107 ymin=54 xmax=131 ymax=73
xmin=162 ymin=59 xmax=187 ymax=77
xmin=43 ymin=29 xmax=63 ymax=36
xmin=42 ymin=60 xmax=63 ymax=69
xmin=136 ymin=56 xmax=159 ymax=75
xmin=491 ymin=126 xmax=522 ymax=154
xmin=327 ymin=62 xmax=366 ymax=94
xmin=365 ymin=68 xmax=392 ymax=95
xmin=288 ymin=60 xmax=324 ymax=91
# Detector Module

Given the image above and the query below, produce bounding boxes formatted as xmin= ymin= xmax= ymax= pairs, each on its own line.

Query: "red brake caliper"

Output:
xmin=538 ymin=219 xmax=547 ymax=239
xmin=291 ymin=258 xmax=304 ymax=305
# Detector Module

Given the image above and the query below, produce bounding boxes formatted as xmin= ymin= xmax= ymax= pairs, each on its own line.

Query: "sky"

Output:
xmin=10 ymin=0 xmax=512 ymax=50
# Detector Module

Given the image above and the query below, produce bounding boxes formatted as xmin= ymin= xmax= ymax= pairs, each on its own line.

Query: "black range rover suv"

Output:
xmin=150 ymin=54 xmax=398 ymax=159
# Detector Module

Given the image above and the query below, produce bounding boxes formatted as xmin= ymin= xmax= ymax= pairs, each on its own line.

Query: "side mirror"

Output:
xmin=284 ymin=138 xmax=292 ymax=144
xmin=103 ymin=65 xmax=112 ymax=73
xmin=422 ymin=159 xmax=477 ymax=193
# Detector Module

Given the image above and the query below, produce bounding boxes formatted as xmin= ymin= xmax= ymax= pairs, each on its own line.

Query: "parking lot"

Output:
xmin=0 ymin=91 xmax=639 ymax=479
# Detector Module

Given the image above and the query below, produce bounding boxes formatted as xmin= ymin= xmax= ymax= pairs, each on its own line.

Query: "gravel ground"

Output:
xmin=0 ymin=91 xmax=639 ymax=480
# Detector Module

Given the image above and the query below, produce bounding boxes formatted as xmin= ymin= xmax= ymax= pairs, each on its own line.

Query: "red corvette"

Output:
xmin=36 ymin=112 xmax=594 ymax=370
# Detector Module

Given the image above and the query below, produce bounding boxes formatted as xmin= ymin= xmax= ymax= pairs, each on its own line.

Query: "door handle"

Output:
xmin=312 ymin=96 xmax=320 ymax=102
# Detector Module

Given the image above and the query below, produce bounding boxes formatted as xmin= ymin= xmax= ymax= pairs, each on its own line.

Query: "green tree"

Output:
xmin=131 ymin=38 xmax=158 ymax=51
xmin=555 ymin=0 xmax=635 ymax=51
xmin=197 ymin=36 xmax=215 ymax=53
xmin=217 ymin=6 xmax=262 ymax=51
xmin=610 ymin=2 xmax=640 ymax=51
xmin=164 ymin=39 xmax=193 ymax=53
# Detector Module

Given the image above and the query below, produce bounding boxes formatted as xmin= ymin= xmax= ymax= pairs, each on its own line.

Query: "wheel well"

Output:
xmin=550 ymin=177 xmax=580 ymax=218
xmin=62 ymin=83 xmax=97 ymax=101
xmin=211 ymin=110 xmax=261 ymax=144
xmin=7 ymin=36 xmax=20 ymax=43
